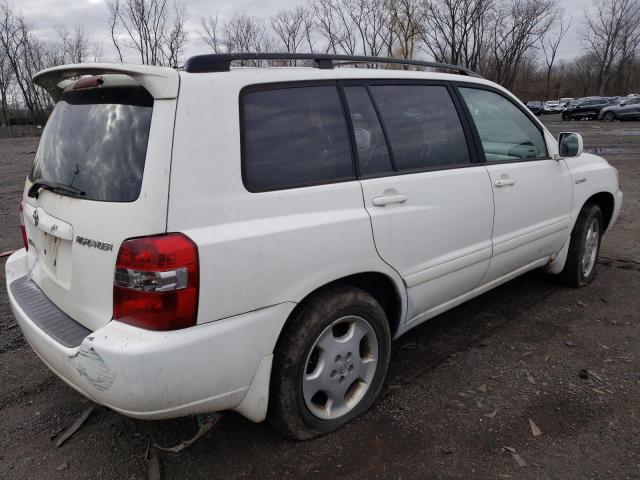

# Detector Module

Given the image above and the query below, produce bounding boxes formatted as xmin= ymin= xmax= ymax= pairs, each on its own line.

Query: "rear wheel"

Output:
xmin=269 ymin=286 xmax=391 ymax=439
xmin=559 ymin=204 xmax=603 ymax=288
xmin=603 ymin=111 xmax=616 ymax=122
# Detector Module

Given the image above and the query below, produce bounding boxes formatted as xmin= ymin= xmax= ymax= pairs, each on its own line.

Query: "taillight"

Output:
xmin=113 ymin=233 xmax=199 ymax=330
xmin=19 ymin=199 xmax=28 ymax=251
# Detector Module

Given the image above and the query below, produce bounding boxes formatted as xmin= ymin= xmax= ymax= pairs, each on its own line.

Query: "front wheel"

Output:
xmin=603 ymin=111 xmax=616 ymax=122
xmin=269 ymin=286 xmax=391 ymax=439
xmin=562 ymin=113 xmax=571 ymax=121
xmin=559 ymin=203 xmax=603 ymax=287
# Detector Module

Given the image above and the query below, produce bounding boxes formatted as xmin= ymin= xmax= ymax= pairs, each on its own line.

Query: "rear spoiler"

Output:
xmin=33 ymin=63 xmax=179 ymax=100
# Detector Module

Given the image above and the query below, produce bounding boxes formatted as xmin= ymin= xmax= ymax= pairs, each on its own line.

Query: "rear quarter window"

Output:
xmin=241 ymin=85 xmax=354 ymax=191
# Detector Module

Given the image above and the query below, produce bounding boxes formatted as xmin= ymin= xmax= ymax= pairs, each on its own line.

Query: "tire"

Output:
xmin=268 ymin=286 xmax=391 ymax=440
xmin=562 ymin=113 xmax=571 ymax=121
xmin=559 ymin=203 xmax=603 ymax=288
xmin=603 ymin=111 xmax=616 ymax=122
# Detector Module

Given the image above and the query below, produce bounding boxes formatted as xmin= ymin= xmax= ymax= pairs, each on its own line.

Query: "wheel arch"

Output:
xmin=584 ymin=191 xmax=615 ymax=231
xmin=277 ymin=271 xmax=405 ymax=346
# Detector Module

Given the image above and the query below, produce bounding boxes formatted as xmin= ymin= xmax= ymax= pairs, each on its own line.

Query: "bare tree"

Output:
xmin=0 ymin=2 xmax=49 ymax=124
xmin=271 ymin=6 xmax=315 ymax=56
xmin=0 ymin=49 xmax=12 ymax=128
xmin=386 ymin=0 xmax=424 ymax=61
xmin=106 ymin=0 xmax=187 ymax=66
xmin=108 ymin=1 xmax=124 ymax=62
xmin=486 ymin=0 xmax=557 ymax=89
xmin=541 ymin=13 xmax=570 ymax=98
xmin=312 ymin=0 xmax=357 ymax=54
xmin=345 ymin=0 xmax=393 ymax=57
xmin=616 ymin=3 xmax=640 ymax=93
xmin=55 ymin=25 xmax=98 ymax=64
xmin=420 ymin=0 xmax=493 ymax=70
xmin=200 ymin=14 xmax=222 ymax=53
xmin=222 ymin=14 xmax=271 ymax=54
xmin=581 ymin=0 xmax=640 ymax=94
xmin=164 ymin=2 xmax=187 ymax=67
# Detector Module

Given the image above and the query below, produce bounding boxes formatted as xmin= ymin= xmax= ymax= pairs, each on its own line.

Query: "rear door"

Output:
xmin=344 ymin=82 xmax=495 ymax=323
xmin=21 ymin=74 xmax=177 ymax=331
xmin=457 ymin=85 xmax=572 ymax=283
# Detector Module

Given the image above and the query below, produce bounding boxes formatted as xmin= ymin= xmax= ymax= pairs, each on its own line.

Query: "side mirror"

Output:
xmin=558 ymin=132 xmax=584 ymax=158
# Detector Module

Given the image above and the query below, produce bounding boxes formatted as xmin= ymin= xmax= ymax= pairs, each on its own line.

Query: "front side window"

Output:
xmin=459 ymin=87 xmax=548 ymax=162
xmin=242 ymin=85 xmax=353 ymax=191
xmin=370 ymin=85 xmax=471 ymax=171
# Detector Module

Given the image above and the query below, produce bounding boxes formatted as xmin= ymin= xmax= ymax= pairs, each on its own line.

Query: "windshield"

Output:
xmin=29 ymin=86 xmax=154 ymax=202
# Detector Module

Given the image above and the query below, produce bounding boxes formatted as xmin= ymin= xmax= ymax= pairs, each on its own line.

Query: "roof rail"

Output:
xmin=183 ymin=53 xmax=483 ymax=78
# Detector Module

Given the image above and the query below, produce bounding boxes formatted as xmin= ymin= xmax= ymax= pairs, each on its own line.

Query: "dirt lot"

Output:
xmin=1 ymin=116 xmax=639 ymax=479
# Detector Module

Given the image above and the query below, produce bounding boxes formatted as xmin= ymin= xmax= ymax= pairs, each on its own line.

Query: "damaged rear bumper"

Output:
xmin=5 ymin=249 xmax=293 ymax=421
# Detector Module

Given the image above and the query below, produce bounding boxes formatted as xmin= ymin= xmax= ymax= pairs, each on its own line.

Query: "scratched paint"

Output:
xmin=71 ymin=344 xmax=117 ymax=392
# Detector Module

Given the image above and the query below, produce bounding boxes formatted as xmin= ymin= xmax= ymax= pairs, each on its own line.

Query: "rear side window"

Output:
xmin=242 ymin=85 xmax=354 ymax=191
xmin=30 ymin=86 xmax=153 ymax=202
xmin=459 ymin=87 xmax=548 ymax=162
xmin=369 ymin=85 xmax=471 ymax=171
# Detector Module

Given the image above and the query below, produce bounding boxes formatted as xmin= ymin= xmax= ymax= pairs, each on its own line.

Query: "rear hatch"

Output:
xmin=21 ymin=65 xmax=179 ymax=331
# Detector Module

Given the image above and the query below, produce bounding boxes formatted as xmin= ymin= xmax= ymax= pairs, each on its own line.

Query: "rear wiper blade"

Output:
xmin=27 ymin=180 xmax=86 ymax=199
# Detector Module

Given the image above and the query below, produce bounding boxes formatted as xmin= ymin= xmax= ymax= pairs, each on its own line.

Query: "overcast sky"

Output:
xmin=18 ymin=0 xmax=596 ymax=63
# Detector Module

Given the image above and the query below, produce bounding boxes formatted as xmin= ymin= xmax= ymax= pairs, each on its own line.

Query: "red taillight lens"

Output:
xmin=19 ymin=200 xmax=28 ymax=251
xmin=113 ymin=233 xmax=199 ymax=330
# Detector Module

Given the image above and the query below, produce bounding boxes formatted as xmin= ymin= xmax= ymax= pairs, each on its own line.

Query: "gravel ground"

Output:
xmin=0 ymin=115 xmax=639 ymax=479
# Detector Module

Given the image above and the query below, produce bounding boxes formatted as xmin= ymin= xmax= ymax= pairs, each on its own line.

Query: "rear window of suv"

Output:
xmin=29 ymin=86 xmax=154 ymax=202
xmin=241 ymin=85 xmax=354 ymax=191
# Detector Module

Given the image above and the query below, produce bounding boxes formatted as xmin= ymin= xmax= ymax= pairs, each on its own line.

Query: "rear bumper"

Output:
xmin=5 ymin=249 xmax=293 ymax=420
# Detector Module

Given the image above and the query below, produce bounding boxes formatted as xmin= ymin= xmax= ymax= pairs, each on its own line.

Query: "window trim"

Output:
xmin=239 ymin=80 xmax=358 ymax=193
xmin=452 ymin=82 xmax=551 ymax=165
xmin=339 ymin=79 xmax=481 ymax=180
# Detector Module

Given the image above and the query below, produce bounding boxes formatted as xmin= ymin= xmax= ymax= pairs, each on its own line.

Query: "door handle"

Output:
xmin=372 ymin=193 xmax=408 ymax=206
xmin=494 ymin=177 xmax=515 ymax=187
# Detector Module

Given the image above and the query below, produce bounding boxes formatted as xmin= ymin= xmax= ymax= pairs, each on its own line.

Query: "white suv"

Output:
xmin=5 ymin=54 xmax=623 ymax=439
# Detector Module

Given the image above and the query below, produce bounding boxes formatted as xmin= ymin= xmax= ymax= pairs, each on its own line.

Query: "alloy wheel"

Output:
xmin=302 ymin=315 xmax=378 ymax=420
xmin=582 ymin=218 xmax=600 ymax=278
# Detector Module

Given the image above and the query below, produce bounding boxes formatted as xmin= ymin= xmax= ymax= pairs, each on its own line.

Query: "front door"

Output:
xmin=342 ymin=82 xmax=495 ymax=324
xmin=458 ymin=86 xmax=572 ymax=283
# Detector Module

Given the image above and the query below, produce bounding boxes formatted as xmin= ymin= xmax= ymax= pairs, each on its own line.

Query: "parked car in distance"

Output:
xmin=560 ymin=97 xmax=573 ymax=108
xmin=599 ymin=96 xmax=640 ymax=121
xmin=6 ymin=53 xmax=623 ymax=440
xmin=562 ymin=97 xmax=610 ymax=120
xmin=526 ymin=100 xmax=543 ymax=115
xmin=543 ymin=100 xmax=562 ymax=114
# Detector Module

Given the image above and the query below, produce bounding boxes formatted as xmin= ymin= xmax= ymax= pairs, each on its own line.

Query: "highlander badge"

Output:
xmin=76 ymin=236 xmax=113 ymax=251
